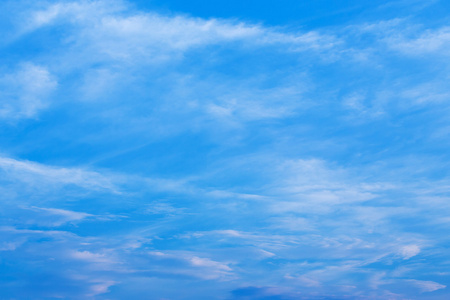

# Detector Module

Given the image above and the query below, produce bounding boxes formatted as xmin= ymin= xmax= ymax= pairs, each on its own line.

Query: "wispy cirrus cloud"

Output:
xmin=0 ymin=63 xmax=57 ymax=119
xmin=0 ymin=156 xmax=117 ymax=192
xmin=407 ymin=279 xmax=446 ymax=293
xmin=22 ymin=206 xmax=93 ymax=226
xmin=9 ymin=0 xmax=337 ymax=70
xmin=387 ymin=26 xmax=450 ymax=56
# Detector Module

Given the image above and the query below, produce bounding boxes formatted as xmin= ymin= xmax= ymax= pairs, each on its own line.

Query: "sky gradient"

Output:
xmin=1 ymin=0 xmax=450 ymax=299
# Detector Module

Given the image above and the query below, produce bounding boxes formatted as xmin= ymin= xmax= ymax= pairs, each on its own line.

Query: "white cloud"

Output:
xmin=24 ymin=1 xmax=125 ymax=30
xmin=0 ymin=156 xmax=117 ymax=192
xmin=400 ymin=82 xmax=450 ymax=105
xmin=399 ymin=245 xmax=421 ymax=260
xmin=20 ymin=0 xmax=336 ymax=65
xmin=407 ymin=279 xmax=446 ymax=292
xmin=0 ymin=226 xmax=74 ymax=237
xmin=144 ymin=201 xmax=184 ymax=215
xmin=285 ymin=274 xmax=321 ymax=287
xmin=0 ymin=241 xmax=22 ymax=251
xmin=2 ymin=1 xmax=327 ymax=129
xmin=88 ymin=280 xmax=117 ymax=297
xmin=270 ymin=216 xmax=315 ymax=232
xmin=265 ymin=159 xmax=377 ymax=214
xmin=389 ymin=26 xmax=450 ymax=56
xmin=24 ymin=206 xmax=93 ymax=226
xmin=350 ymin=19 xmax=450 ymax=58
xmin=71 ymin=250 xmax=116 ymax=264
xmin=213 ymin=230 xmax=243 ymax=237
xmin=147 ymin=250 xmax=234 ymax=280
xmin=186 ymin=257 xmax=234 ymax=280
xmin=0 ymin=63 xmax=57 ymax=119
xmin=190 ymin=256 xmax=232 ymax=271
xmin=205 ymin=84 xmax=304 ymax=122
xmin=32 ymin=206 xmax=91 ymax=219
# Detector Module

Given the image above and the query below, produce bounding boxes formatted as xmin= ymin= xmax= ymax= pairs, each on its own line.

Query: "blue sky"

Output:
xmin=1 ymin=0 xmax=450 ymax=299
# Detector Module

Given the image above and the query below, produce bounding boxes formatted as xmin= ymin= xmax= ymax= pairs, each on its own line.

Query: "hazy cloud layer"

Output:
xmin=1 ymin=0 xmax=450 ymax=299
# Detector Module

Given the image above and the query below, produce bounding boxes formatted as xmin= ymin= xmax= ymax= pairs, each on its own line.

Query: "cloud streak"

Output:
xmin=0 ymin=156 xmax=117 ymax=192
